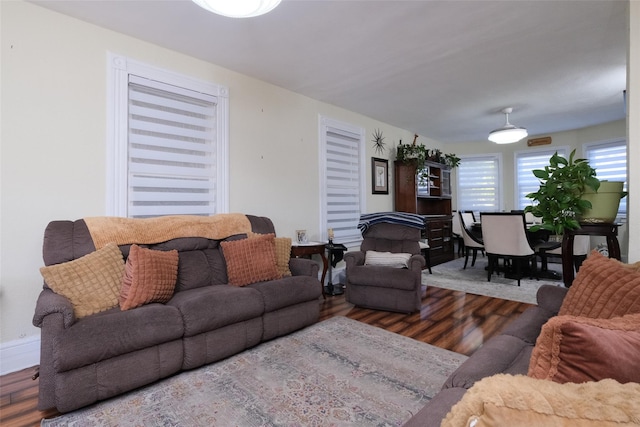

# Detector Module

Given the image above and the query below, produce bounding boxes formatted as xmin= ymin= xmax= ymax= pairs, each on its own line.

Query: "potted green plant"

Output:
xmin=524 ymin=149 xmax=600 ymax=235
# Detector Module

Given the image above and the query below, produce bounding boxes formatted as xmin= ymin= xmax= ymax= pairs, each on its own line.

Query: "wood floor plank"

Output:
xmin=0 ymin=285 xmax=531 ymax=427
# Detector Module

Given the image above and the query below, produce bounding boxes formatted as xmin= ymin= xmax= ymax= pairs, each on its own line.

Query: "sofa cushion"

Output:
xmin=347 ymin=265 xmax=417 ymax=290
xmin=528 ymin=313 xmax=640 ymax=384
xmin=559 ymin=251 xmax=640 ymax=318
xmin=249 ymin=232 xmax=292 ymax=277
xmin=364 ymin=250 xmax=412 ymax=268
xmin=119 ymin=245 xmax=179 ymax=310
xmin=442 ymin=374 xmax=640 ymax=427
xmin=248 ymin=275 xmax=322 ymax=312
xmin=403 ymin=387 xmax=468 ymax=427
xmin=167 ymin=285 xmax=265 ymax=337
xmin=54 ymin=303 xmax=183 ymax=371
xmin=221 ymin=233 xmax=280 ymax=286
xmin=40 ymin=243 xmax=124 ymax=319
xmin=443 ymin=334 xmax=532 ymax=390
xmin=500 ymin=305 xmax=556 ymax=344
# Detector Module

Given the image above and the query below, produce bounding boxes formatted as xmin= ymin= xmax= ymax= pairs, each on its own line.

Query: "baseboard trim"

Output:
xmin=0 ymin=335 xmax=40 ymax=375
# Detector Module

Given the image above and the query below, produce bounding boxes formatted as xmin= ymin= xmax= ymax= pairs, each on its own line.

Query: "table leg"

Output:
xmin=562 ymin=234 xmax=575 ymax=287
xmin=319 ymin=251 xmax=328 ymax=297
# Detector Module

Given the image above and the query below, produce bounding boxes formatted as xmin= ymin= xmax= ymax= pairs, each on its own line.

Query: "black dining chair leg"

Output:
xmin=487 ymin=255 xmax=494 ymax=281
xmin=463 ymin=248 xmax=470 ymax=269
xmin=471 ymin=248 xmax=478 ymax=267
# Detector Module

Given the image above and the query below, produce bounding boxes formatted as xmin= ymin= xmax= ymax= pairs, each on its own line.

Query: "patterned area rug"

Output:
xmin=42 ymin=317 xmax=467 ymax=427
xmin=424 ymin=256 xmax=565 ymax=304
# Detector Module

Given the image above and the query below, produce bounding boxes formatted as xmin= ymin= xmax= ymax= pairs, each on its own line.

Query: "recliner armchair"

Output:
xmin=344 ymin=222 xmax=425 ymax=313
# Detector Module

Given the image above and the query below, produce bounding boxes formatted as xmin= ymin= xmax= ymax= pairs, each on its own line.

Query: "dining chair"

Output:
xmin=451 ymin=210 xmax=464 ymax=256
xmin=458 ymin=211 xmax=484 ymax=269
xmin=480 ymin=212 xmax=537 ymax=286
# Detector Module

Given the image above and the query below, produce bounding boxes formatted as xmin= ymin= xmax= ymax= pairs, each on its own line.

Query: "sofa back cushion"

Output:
xmin=558 ymin=251 xmax=640 ymax=319
xmin=42 ymin=215 xmax=277 ymax=294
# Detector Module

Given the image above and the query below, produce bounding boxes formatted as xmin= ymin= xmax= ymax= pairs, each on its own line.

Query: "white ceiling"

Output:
xmin=31 ymin=0 xmax=628 ymax=143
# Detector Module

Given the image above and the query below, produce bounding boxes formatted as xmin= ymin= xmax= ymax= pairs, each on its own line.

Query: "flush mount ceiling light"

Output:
xmin=488 ymin=107 xmax=528 ymax=144
xmin=192 ymin=0 xmax=281 ymax=18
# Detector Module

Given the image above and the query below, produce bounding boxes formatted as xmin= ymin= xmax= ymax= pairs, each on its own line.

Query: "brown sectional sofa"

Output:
xmin=33 ymin=215 xmax=322 ymax=413
xmin=403 ymin=284 xmax=568 ymax=426
xmin=405 ymin=251 xmax=640 ymax=426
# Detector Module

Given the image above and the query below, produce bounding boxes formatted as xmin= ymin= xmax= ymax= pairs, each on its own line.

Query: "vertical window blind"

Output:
xmin=515 ymin=148 xmax=568 ymax=210
xmin=324 ymin=124 xmax=364 ymax=243
xmin=585 ymin=140 xmax=627 ymax=216
xmin=457 ymin=155 xmax=501 ymax=212
xmin=127 ymin=75 xmax=218 ymax=218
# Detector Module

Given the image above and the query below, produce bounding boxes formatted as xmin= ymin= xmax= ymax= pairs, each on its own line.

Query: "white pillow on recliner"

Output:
xmin=364 ymin=250 xmax=412 ymax=268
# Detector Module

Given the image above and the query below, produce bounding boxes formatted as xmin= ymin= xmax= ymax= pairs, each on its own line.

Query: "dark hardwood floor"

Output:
xmin=1 ymin=286 xmax=531 ymax=427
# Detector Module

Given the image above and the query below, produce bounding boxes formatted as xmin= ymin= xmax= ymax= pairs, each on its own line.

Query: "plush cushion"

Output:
xmin=559 ymin=251 xmax=640 ymax=319
xmin=39 ymin=243 xmax=125 ymax=318
xmin=364 ymin=250 xmax=411 ymax=268
xmin=528 ymin=313 xmax=640 ymax=384
xmin=442 ymin=374 xmax=640 ymax=427
xmin=221 ymin=233 xmax=280 ymax=286
xmin=274 ymin=237 xmax=293 ymax=277
xmin=119 ymin=244 xmax=179 ymax=311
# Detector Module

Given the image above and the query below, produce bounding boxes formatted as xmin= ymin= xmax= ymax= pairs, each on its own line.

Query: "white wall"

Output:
xmin=0 ymin=0 xmax=443 ymax=358
xmin=627 ymin=0 xmax=640 ymax=263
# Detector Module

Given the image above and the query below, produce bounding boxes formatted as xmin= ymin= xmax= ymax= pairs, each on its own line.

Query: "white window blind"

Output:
xmin=515 ymin=148 xmax=568 ymax=210
xmin=321 ymin=118 xmax=365 ymax=244
xmin=585 ymin=140 xmax=627 ymax=216
xmin=108 ymin=54 xmax=229 ymax=218
xmin=457 ymin=155 xmax=501 ymax=212
xmin=127 ymin=76 xmax=217 ymax=218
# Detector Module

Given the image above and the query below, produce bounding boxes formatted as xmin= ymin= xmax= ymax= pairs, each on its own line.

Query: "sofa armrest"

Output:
xmin=536 ymin=285 xmax=568 ymax=314
xmin=344 ymin=251 xmax=364 ymax=269
xmin=289 ymin=257 xmax=319 ymax=277
xmin=408 ymin=254 xmax=426 ymax=271
xmin=33 ymin=288 xmax=76 ymax=329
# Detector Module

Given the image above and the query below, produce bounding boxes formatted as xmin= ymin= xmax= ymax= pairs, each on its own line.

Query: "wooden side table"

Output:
xmin=562 ymin=223 xmax=621 ymax=287
xmin=291 ymin=242 xmax=328 ymax=297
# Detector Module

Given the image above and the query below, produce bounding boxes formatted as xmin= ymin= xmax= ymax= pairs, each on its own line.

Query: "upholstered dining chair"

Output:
xmin=451 ymin=210 xmax=464 ymax=256
xmin=458 ymin=211 xmax=484 ymax=269
xmin=344 ymin=222 xmax=425 ymax=313
xmin=480 ymin=212 xmax=537 ymax=286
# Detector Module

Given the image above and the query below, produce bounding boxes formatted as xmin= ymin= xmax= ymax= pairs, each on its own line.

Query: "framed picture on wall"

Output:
xmin=372 ymin=157 xmax=389 ymax=194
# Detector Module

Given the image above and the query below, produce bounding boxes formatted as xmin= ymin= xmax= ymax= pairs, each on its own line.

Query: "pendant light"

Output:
xmin=488 ymin=107 xmax=528 ymax=144
xmin=192 ymin=0 xmax=281 ymax=18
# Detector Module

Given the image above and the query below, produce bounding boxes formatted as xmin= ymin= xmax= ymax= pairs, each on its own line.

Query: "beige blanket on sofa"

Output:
xmin=84 ymin=214 xmax=252 ymax=249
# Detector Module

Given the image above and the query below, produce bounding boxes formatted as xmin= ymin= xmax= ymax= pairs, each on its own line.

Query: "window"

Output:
xmin=319 ymin=116 xmax=365 ymax=245
xmin=107 ymin=54 xmax=229 ymax=217
xmin=514 ymin=147 xmax=568 ymax=210
xmin=584 ymin=139 xmax=627 ymax=217
xmin=456 ymin=154 xmax=502 ymax=213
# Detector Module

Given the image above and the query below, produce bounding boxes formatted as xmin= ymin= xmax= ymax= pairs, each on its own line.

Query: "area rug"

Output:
xmin=423 ymin=256 xmax=565 ymax=305
xmin=42 ymin=317 xmax=467 ymax=427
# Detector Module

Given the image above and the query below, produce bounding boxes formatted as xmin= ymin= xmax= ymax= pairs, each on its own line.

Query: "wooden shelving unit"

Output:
xmin=394 ymin=160 xmax=454 ymax=265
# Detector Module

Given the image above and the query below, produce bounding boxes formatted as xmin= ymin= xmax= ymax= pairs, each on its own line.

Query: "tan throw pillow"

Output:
xmin=248 ymin=232 xmax=291 ymax=277
xmin=364 ymin=250 xmax=412 ymax=268
xmin=442 ymin=374 xmax=640 ymax=427
xmin=558 ymin=250 xmax=640 ymax=319
xmin=40 ymin=243 xmax=125 ymax=319
xmin=221 ymin=233 xmax=280 ymax=286
xmin=119 ymin=245 xmax=179 ymax=311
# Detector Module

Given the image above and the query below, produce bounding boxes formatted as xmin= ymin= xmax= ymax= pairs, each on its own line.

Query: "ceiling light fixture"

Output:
xmin=192 ymin=0 xmax=281 ymax=18
xmin=488 ymin=107 xmax=528 ymax=144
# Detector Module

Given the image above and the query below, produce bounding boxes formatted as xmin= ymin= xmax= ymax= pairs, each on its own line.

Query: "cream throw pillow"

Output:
xmin=364 ymin=250 xmax=412 ymax=268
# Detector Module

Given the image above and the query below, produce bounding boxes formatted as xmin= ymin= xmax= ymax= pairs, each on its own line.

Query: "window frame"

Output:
xmin=318 ymin=115 xmax=366 ymax=246
xmin=106 ymin=53 xmax=229 ymax=217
